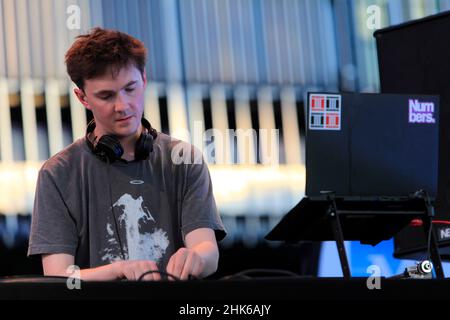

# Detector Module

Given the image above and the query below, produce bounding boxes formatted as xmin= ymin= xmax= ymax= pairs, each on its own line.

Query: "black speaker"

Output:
xmin=375 ymin=11 xmax=450 ymax=259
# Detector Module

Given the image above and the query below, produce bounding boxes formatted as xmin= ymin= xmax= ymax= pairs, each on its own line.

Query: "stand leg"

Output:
xmin=329 ymin=213 xmax=351 ymax=278
xmin=422 ymin=217 xmax=444 ymax=279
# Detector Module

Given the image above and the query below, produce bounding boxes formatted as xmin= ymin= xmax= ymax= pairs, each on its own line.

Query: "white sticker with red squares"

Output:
xmin=309 ymin=94 xmax=341 ymax=130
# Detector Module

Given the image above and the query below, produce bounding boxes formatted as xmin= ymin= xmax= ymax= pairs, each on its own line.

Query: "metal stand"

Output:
xmin=325 ymin=193 xmax=351 ymax=278
xmin=323 ymin=193 xmax=444 ymax=279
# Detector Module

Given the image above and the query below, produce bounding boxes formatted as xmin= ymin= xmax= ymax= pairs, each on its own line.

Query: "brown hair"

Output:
xmin=65 ymin=27 xmax=147 ymax=90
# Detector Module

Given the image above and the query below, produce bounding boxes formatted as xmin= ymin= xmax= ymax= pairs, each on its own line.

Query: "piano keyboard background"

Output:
xmin=1 ymin=0 xmax=449 ymax=277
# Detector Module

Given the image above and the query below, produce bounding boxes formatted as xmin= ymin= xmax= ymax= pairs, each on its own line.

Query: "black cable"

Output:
xmin=220 ymin=268 xmax=303 ymax=280
xmin=414 ymin=189 xmax=434 ymax=269
xmin=426 ymin=217 xmax=433 ymax=272
xmin=106 ymin=158 xmax=126 ymax=261
xmin=422 ymin=190 xmax=434 ymax=267
xmin=138 ymin=270 xmax=181 ymax=281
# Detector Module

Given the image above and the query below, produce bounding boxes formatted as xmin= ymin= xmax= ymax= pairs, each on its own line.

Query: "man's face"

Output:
xmin=75 ymin=64 xmax=147 ymax=139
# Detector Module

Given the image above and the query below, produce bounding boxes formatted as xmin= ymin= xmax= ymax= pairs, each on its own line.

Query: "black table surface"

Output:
xmin=0 ymin=276 xmax=449 ymax=300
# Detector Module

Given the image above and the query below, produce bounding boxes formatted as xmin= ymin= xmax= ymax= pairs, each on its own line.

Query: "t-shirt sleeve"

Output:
xmin=27 ymin=167 xmax=78 ymax=258
xmin=180 ymin=157 xmax=227 ymax=242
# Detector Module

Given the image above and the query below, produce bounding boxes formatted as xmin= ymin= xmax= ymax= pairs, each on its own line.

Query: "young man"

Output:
xmin=28 ymin=28 xmax=226 ymax=281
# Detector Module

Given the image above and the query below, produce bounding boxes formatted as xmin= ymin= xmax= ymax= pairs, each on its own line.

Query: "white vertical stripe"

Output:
xmin=280 ymin=87 xmax=301 ymax=164
xmin=0 ymin=79 xmax=14 ymax=161
xmin=189 ymin=0 xmax=201 ymax=82
xmin=236 ymin=0 xmax=248 ymax=82
xmin=213 ymin=0 xmax=225 ymax=82
xmin=257 ymin=86 xmax=278 ymax=165
xmin=144 ymin=82 xmax=162 ymax=132
xmin=248 ymin=0 xmax=259 ymax=82
xmin=41 ymin=0 xmax=56 ymax=77
xmin=53 ymin=0 xmax=67 ymax=78
xmin=45 ymin=79 xmax=64 ymax=155
xmin=270 ymin=0 xmax=282 ymax=83
xmin=315 ymin=0 xmax=326 ymax=86
xmin=64 ymin=0 xmax=77 ymax=47
xmin=69 ymin=82 xmax=87 ymax=141
xmin=201 ymin=0 xmax=213 ymax=82
xmin=219 ymin=215 xmax=237 ymax=248
xmin=20 ymin=79 xmax=40 ymax=161
xmin=409 ymin=0 xmax=425 ymax=19
xmin=321 ymin=0 xmax=339 ymax=90
xmin=243 ymin=216 xmax=261 ymax=247
xmin=424 ymin=0 xmax=438 ymax=14
xmin=387 ymin=0 xmax=404 ymax=24
xmin=0 ymin=1 xmax=6 ymax=76
xmin=179 ymin=0 xmax=192 ymax=81
xmin=16 ymin=0 xmax=31 ymax=78
xmin=4 ymin=0 xmax=19 ymax=77
xmin=210 ymin=85 xmax=232 ymax=164
xmin=225 ymin=0 xmax=236 ymax=82
xmin=28 ymin=0 xmax=44 ymax=78
xmin=167 ymin=83 xmax=190 ymax=142
xmin=304 ymin=0 xmax=318 ymax=84
xmin=146 ymin=0 xmax=157 ymax=79
xmin=4 ymin=216 xmax=19 ymax=244
xmin=161 ymin=0 xmax=183 ymax=81
xmin=187 ymin=85 xmax=206 ymax=158
xmin=234 ymin=86 xmax=256 ymax=164
xmin=260 ymin=1 xmax=271 ymax=82
xmin=89 ymin=0 xmax=104 ymax=27
xmin=293 ymin=0 xmax=306 ymax=84
xmin=282 ymin=0 xmax=294 ymax=83
xmin=440 ymin=0 xmax=450 ymax=11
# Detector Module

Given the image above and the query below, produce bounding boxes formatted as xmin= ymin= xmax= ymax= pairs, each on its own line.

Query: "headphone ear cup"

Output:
xmin=135 ymin=133 xmax=153 ymax=160
xmin=95 ymin=135 xmax=124 ymax=162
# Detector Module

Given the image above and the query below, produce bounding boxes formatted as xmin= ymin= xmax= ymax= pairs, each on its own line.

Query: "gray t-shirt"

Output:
xmin=28 ymin=133 xmax=226 ymax=271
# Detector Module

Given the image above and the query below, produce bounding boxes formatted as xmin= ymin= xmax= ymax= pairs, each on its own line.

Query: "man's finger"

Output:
xmin=172 ymin=249 xmax=187 ymax=279
xmin=191 ymin=257 xmax=203 ymax=278
xmin=166 ymin=255 xmax=175 ymax=280
xmin=152 ymin=263 xmax=161 ymax=281
xmin=180 ymin=252 xmax=195 ymax=280
xmin=142 ymin=273 xmax=154 ymax=281
xmin=144 ymin=262 xmax=161 ymax=281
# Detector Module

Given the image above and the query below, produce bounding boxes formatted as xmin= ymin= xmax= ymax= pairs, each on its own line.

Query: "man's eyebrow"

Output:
xmin=93 ymin=80 xmax=138 ymax=96
xmin=123 ymin=80 xmax=137 ymax=88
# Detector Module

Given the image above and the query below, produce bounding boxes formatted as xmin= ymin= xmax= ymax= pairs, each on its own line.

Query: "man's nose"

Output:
xmin=115 ymin=92 xmax=128 ymax=112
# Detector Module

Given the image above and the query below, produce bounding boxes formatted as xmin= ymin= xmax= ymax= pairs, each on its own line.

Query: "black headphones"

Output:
xmin=85 ymin=117 xmax=158 ymax=162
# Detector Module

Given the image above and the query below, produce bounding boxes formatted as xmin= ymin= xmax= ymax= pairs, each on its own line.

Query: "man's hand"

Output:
xmin=42 ymin=227 xmax=219 ymax=281
xmin=166 ymin=247 xmax=205 ymax=280
xmin=166 ymin=228 xmax=219 ymax=280
xmin=113 ymin=260 xmax=161 ymax=281
xmin=43 ymin=254 xmax=161 ymax=281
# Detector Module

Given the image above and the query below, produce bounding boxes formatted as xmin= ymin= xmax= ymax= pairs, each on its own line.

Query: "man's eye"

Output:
xmin=99 ymin=95 xmax=112 ymax=100
xmin=125 ymin=87 xmax=135 ymax=92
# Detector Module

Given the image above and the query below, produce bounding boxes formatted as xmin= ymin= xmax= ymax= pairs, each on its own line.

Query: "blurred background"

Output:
xmin=0 ymin=0 xmax=449 ymax=278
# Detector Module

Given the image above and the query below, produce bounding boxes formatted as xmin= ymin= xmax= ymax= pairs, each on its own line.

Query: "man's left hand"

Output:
xmin=166 ymin=247 xmax=205 ymax=280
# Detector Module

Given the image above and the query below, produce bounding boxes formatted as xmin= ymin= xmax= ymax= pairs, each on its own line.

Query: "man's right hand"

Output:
xmin=42 ymin=254 xmax=161 ymax=281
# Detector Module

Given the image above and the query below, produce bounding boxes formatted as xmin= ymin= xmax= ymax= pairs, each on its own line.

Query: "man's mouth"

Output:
xmin=116 ymin=115 xmax=133 ymax=122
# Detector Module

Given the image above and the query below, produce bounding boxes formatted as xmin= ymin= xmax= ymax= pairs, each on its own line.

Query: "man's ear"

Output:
xmin=142 ymin=72 xmax=147 ymax=87
xmin=74 ymin=88 xmax=91 ymax=110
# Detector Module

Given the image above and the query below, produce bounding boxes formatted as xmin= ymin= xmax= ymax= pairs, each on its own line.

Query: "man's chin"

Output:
xmin=113 ymin=126 xmax=140 ymax=139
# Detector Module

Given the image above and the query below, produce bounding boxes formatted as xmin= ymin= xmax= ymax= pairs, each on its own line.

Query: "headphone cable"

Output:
xmin=106 ymin=158 xmax=127 ymax=261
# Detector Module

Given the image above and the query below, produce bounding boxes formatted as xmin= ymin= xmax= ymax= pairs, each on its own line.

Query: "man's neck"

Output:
xmin=94 ymin=125 xmax=142 ymax=161
xmin=119 ymin=126 xmax=142 ymax=161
